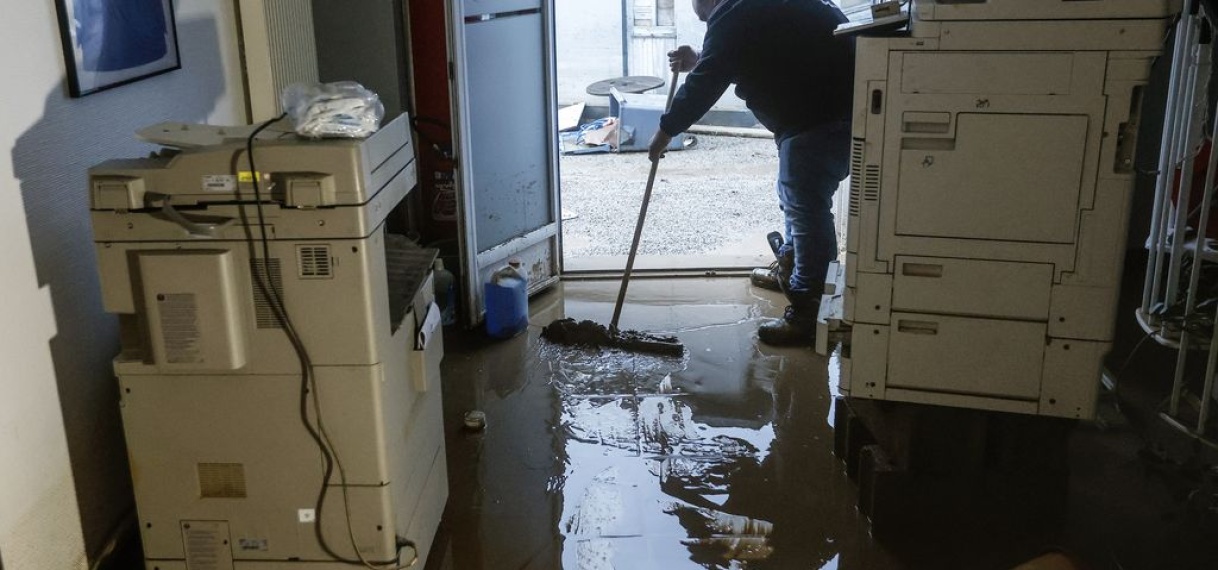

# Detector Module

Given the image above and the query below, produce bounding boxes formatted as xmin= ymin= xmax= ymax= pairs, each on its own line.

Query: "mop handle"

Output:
xmin=610 ymin=69 xmax=681 ymax=332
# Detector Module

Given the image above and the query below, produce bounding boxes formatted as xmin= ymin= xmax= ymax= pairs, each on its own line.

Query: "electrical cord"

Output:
xmin=1106 ymin=332 xmax=1156 ymax=418
xmin=244 ymin=115 xmax=417 ymax=569
xmin=1150 ymin=299 xmax=1218 ymax=338
xmin=1111 ymin=333 xmax=1155 ymax=388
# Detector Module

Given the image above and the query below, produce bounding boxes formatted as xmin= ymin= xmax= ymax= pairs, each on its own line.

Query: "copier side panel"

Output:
xmin=100 ymin=232 xmax=387 ymax=374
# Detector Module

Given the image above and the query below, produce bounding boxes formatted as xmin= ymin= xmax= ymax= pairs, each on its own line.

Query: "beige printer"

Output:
xmin=823 ymin=0 xmax=1179 ymax=419
xmin=90 ymin=115 xmax=448 ymax=569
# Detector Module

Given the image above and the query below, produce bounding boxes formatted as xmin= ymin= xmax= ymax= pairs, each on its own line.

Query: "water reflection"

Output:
xmin=433 ymin=279 xmax=1218 ymax=570
xmin=432 ymin=280 xmax=898 ymax=570
xmin=548 ymin=317 xmax=847 ymax=569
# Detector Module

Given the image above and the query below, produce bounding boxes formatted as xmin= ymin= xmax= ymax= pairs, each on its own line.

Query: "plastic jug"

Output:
xmin=484 ymin=259 xmax=529 ymax=338
xmin=432 ymin=259 xmax=457 ymax=326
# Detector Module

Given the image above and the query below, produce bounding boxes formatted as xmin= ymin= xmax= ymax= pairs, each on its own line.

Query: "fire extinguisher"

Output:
xmin=412 ymin=116 xmax=460 ymax=242
xmin=429 ymin=153 xmax=458 ymax=226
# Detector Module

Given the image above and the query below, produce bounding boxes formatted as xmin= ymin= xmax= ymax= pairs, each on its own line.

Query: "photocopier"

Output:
xmin=824 ymin=0 xmax=1180 ymax=419
xmin=89 ymin=114 xmax=448 ymax=569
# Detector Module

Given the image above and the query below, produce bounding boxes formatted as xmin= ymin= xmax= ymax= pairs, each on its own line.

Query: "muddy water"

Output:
xmin=428 ymin=277 xmax=1218 ymax=570
xmin=430 ymin=279 xmax=898 ymax=570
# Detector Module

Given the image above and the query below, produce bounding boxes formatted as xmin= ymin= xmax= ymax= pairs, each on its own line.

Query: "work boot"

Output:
xmin=766 ymin=230 xmax=784 ymax=258
xmin=750 ymin=260 xmax=784 ymax=291
xmin=758 ymin=299 xmax=818 ymax=347
xmin=749 ymin=232 xmax=793 ymax=292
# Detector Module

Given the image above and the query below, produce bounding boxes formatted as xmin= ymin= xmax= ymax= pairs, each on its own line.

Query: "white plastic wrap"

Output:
xmin=280 ymin=81 xmax=385 ymax=139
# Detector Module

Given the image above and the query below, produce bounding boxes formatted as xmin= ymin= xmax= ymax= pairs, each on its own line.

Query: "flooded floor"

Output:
xmin=423 ymin=277 xmax=1218 ymax=570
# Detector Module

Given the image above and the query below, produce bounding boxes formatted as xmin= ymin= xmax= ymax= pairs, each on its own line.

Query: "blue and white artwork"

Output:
xmin=55 ymin=0 xmax=181 ymax=97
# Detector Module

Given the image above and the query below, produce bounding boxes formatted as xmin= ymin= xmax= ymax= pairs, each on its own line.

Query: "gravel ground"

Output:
xmin=559 ymin=134 xmax=786 ymax=257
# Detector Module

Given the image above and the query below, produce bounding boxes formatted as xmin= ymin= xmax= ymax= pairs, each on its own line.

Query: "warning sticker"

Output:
xmin=238 ymin=538 xmax=269 ymax=551
xmin=202 ymin=175 xmax=236 ymax=192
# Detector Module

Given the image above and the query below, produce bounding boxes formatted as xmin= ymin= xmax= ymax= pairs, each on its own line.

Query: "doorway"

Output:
xmin=438 ymin=0 xmax=870 ymax=324
xmin=551 ymin=0 xmax=864 ymax=274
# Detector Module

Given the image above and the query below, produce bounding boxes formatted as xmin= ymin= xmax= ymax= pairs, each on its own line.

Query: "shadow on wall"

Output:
xmin=10 ymin=18 xmax=227 ymax=562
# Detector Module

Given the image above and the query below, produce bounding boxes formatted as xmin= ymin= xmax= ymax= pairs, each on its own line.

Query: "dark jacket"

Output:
xmin=659 ymin=0 xmax=855 ymax=142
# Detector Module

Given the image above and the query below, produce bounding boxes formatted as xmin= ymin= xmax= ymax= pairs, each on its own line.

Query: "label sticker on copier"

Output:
xmin=237 ymin=171 xmax=263 ymax=183
xmin=202 ymin=174 xmax=236 ymax=192
xmin=237 ymin=538 xmax=269 ymax=551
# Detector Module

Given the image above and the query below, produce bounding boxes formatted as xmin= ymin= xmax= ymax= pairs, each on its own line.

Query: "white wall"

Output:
xmin=553 ymin=0 xmax=755 ymax=113
xmin=556 ymin=0 xmax=625 ymax=106
xmin=556 ymin=1 xmax=863 ymax=115
xmin=0 ymin=1 xmax=245 ymax=568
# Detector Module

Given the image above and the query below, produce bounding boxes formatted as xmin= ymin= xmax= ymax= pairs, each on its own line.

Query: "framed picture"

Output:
xmin=53 ymin=0 xmax=182 ymax=97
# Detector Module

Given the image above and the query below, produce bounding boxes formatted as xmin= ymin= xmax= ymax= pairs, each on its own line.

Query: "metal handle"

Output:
xmin=897 ymin=320 xmax=939 ymax=335
xmin=609 ymin=69 xmax=681 ymax=333
xmin=901 ymin=263 xmax=943 ymax=278
xmin=158 ymin=200 xmax=236 ymax=238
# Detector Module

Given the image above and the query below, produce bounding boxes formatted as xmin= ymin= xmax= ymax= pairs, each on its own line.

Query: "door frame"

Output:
xmin=446 ymin=0 xmax=564 ymax=327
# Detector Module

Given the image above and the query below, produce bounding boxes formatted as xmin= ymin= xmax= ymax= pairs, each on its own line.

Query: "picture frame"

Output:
xmin=53 ymin=0 xmax=182 ymax=98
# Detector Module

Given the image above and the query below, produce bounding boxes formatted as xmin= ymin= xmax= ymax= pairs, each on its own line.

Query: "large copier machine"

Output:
xmin=823 ymin=0 xmax=1179 ymax=419
xmin=89 ymin=115 xmax=448 ymax=569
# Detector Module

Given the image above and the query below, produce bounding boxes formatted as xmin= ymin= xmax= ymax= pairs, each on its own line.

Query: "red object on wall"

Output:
xmin=409 ymin=0 xmax=460 ymax=243
xmin=1173 ymin=139 xmax=1218 ymax=240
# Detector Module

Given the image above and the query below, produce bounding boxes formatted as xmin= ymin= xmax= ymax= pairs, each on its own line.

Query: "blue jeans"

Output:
xmin=775 ymin=122 xmax=851 ymax=298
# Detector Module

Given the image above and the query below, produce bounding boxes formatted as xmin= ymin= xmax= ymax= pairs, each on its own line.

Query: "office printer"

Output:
xmin=90 ymin=114 xmax=449 ymax=569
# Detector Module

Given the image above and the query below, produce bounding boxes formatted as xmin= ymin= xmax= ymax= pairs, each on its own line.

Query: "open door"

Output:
xmin=448 ymin=0 xmax=562 ymax=326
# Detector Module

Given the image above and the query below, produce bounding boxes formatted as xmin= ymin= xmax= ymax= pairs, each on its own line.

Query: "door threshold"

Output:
xmin=561 ymin=253 xmax=768 ymax=279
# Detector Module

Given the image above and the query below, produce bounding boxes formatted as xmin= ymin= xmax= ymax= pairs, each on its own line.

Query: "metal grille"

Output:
xmin=198 ymin=463 xmax=247 ymax=498
xmin=250 ymin=259 xmax=284 ymax=329
xmin=263 ymin=0 xmax=320 ymax=115
xmin=849 ymin=138 xmax=865 ymax=217
xmin=157 ymin=293 xmax=201 ymax=364
xmin=297 ymin=245 xmax=333 ymax=278
xmin=863 ymin=163 xmax=881 ymax=203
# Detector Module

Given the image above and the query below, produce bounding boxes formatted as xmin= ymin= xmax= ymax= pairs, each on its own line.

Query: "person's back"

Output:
xmin=725 ymin=0 xmax=854 ymax=140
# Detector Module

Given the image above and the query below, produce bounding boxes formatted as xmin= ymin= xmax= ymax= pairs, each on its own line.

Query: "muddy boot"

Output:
xmin=750 ymin=260 xmax=784 ymax=291
xmin=765 ymin=230 xmax=784 ymax=258
xmin=758 ymin=295 xmax=818 ymax=347
xmin=749 ymin=232 xmax=794 ymax=292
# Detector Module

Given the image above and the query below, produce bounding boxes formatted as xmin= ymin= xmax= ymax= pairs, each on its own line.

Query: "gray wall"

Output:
xmin=313 ymin=0 xmax=411 ymax=120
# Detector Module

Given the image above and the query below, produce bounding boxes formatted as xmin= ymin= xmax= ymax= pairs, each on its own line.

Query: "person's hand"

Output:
xmin=668 ymin=45 xmax=698 ymax=73
xmin=649 ymin=129 xmax=674 ymax=163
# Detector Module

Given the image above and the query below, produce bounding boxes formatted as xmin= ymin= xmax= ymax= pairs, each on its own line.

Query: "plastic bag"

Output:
xmin=280 ymin=81 xmax=385 ymax=139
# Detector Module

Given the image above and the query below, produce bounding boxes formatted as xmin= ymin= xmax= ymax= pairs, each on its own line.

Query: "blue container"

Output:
xmin=485 ymin=262 xmax=529 ymax=339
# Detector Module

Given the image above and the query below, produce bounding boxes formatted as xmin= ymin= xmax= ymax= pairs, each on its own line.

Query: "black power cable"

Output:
xmin=243 ymin=115 xmax=416 ymax=569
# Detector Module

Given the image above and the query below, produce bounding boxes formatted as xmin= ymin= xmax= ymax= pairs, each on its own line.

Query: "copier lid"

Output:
xmin=89 ymin=114 xmax=413 ymax=210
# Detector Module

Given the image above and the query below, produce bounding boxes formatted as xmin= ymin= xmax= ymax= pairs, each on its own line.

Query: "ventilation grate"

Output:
xmin=157 ymin=293 xmax=201 ymax=364
xmin=250 ymin=259 xmax=284 ymax=329
xmin=198 ymin=463 xmax=247 ymax=498
xmin=863 ymin=164 xmax=881 ymax=203
xmin=849 ymin=138 xmax=865 ymax=217
xmin=297 ymin=245 xmax=333 ymax=279
xmin=262 ymin=0 xmax=320 ymax=115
